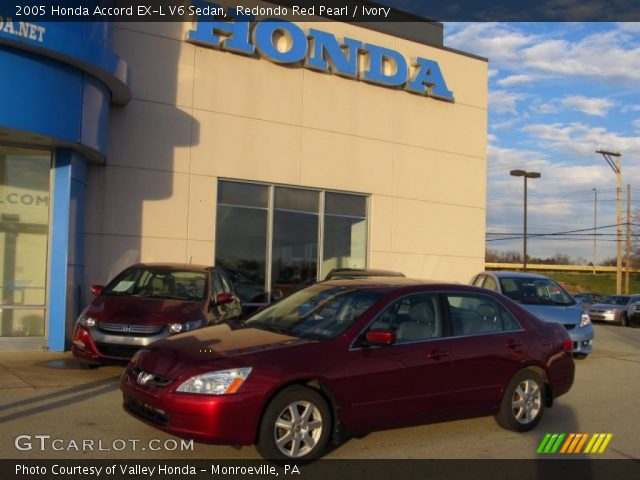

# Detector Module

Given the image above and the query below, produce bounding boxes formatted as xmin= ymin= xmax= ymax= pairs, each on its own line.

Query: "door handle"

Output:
xmin=506 ymin=339 xmax=524 ymax=349
xmin=427 ymin=349 xmax=449 ymax=360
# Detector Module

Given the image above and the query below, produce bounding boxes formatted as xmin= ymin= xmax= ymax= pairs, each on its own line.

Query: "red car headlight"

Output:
xmin=176 ymin=368 xmax=252 ymax=395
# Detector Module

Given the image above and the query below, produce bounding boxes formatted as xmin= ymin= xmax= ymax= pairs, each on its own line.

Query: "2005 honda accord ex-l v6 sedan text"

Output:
xmin=121 ymin=278 xmax=575 ymax=460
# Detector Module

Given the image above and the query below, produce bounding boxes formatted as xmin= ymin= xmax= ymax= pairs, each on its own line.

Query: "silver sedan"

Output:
xmin=588 ymin=295 xmax=640 ymax=327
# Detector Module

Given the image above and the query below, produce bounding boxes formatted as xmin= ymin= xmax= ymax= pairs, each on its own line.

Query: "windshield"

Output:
xmin=246 ymin=284 xmax=384 ymax=340
xmin=600 ymin=296 xmax=632 ymax=306
xmin=103 ymin=267 xmax=207 ymax=301
xmin=498 ymin=276 xmax=575 ymax=306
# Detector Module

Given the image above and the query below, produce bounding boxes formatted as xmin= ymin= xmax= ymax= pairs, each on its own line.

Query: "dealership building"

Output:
xmin=0 ymin=3 xmax=487 ymax=351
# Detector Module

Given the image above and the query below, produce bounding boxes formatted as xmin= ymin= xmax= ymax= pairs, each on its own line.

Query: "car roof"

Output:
xmin=318 ymin=277 xmax=486 ymax=294
xmin=484 ymin=271 xmax=551 ymax=280
xmin=130 ymin=263 xmax=214 ymax=272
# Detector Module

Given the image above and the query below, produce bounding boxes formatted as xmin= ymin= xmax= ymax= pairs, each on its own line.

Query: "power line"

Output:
xmin=485 ymin=223 xmax=640 ymax=242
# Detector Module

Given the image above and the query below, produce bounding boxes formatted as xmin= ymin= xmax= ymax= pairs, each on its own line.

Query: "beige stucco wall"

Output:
xmin=84 ymin=19 xmax=487 ymax=293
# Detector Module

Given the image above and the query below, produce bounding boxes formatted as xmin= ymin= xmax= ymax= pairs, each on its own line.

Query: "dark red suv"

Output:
xmin=121 ymin=278 xmax=574 ymax=460
xmin=72 ymin=263 xmax=241 ymax=367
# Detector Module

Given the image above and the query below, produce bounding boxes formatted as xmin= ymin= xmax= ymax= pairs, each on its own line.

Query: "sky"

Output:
xmin=443 ymin=22 xmax=640 ymax=264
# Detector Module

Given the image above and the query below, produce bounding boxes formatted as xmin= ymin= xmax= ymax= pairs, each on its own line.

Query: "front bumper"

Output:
xmin=71 ymin=325 xmax=169 ymax=361
xmin=120 ymin=367 xmax=262 ymax=445
xmin=567 ymin=324 xmax=594 ymax=355
xmin=588 ymin=311 xmax=618 ymax=323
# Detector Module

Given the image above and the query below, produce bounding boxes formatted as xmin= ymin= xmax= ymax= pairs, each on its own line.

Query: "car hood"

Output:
xmin=589 ymin=303 xmax=625 ymax=311
xmin=86 ymin=296 xmax=203 ymax=326
xmin=137 ymin=324 xmax=312 ymax=378
xmin=519 ymin=304 xmax=584 ymax=325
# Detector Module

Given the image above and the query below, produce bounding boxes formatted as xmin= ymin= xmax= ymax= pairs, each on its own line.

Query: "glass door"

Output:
xmin=0 ymin=146 xmax=51 ymax=350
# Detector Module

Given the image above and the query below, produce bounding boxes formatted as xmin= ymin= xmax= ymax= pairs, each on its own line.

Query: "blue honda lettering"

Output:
xmin=253 ymin=21 xmax=307 ymax=64
xmin=306 ymin=29 xmax=362 ymax=78
xmin=406 ymin=57 xmax=453 ymax=101
xmin=187 ymin=0 xmax=254 ymax=55
xmin=361 ymin=44 xmax=407 ymax=87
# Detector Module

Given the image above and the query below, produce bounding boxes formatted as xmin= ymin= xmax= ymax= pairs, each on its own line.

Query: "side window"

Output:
xmin=367 ymin=293 xmax=443 ymax=344
xmin=210 ymin=271 xmax=224 ymax=296
xmin=473 ymin=275 xmax=486 ymax=287
xmin=446 ymin=293 xmax=520 ymax=336
xmin=498 ymin=303 xmax=522 ymax=331
xmin=483 ymin=276 xmax=498 ymax=292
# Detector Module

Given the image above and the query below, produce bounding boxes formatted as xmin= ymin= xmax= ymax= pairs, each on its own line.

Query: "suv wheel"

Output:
xmin=495 ymin=370 xmax=545 ymax=432
xmin=256 ymin=386 xmax=331 ymax=460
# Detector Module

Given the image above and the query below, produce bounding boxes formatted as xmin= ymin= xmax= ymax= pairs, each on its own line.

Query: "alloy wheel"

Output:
xmin=511 ymin=379 xmax=542 ymax=424
xmin=274 ymin=401 xmax=323 ymax=458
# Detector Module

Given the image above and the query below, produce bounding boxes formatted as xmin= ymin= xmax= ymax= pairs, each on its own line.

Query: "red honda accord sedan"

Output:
xmin=121 ymin=278 xmax=575 ymax=460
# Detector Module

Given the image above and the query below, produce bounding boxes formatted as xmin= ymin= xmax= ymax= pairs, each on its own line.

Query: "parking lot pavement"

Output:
xmin=0 ymin=323 xmax=638 ymax=460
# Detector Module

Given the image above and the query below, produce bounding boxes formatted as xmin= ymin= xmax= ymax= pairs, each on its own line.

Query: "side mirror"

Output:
xmin=215 ymin=292 xmax=234 ymax=306
xmin=90 ymin=285 xmax=104 ymax=296
xmin=366 ymin=329 xmax=396 ymax=346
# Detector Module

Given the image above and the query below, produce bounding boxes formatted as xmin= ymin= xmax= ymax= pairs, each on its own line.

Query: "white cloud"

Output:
xmin=621 ymin=104 xmax=640 ymax=114
xmin=446 ymin=23 xmax=640 ymax=85
xmin=497 ymin=74 xmax=533 ymax=87
xmin=489 ymin=90 xmax=523 ymax=114
xmin=561 ymin=96 xmax=614 ymax=116
xmin=522 ymin=121 xmax=640 ymax=156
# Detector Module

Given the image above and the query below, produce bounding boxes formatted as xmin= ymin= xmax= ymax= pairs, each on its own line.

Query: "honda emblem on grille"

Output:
xmin=124 ymin=325 xmax=132 ymax=332
xmin=136 ymin=371 xmax=154 ymax=385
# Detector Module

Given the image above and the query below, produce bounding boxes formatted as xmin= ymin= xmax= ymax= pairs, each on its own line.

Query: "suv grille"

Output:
xmin=99 ymin=322 xmax=164 ymax=335
xmin=564 ymin=324 xmax=576 ymax=330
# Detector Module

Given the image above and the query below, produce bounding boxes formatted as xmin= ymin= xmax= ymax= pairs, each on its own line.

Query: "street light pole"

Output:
xmin=510 ymin=169 xmax=542 ymax=271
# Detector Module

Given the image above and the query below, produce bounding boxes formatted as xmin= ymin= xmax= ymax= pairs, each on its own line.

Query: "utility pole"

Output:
xmin=626 ymin=184 xmax=631 ymax=294
xmin=593 ymin=188 xmax=597 ymax=274
xmin=596 ymin=150 xmax=622 ymax=294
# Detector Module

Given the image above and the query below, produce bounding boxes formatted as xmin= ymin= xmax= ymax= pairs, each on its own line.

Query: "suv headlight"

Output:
xmin=77 ymin=313 xmax=96 ymax=328
xmin=176 ymin=368 xmax=252 ymax=395
xmin=579 ymin=312 xmax=591 ymax=328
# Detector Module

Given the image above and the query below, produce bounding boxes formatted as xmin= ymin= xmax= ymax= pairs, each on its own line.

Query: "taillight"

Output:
xmin=562 ymin=339 xmax=573 ymax=352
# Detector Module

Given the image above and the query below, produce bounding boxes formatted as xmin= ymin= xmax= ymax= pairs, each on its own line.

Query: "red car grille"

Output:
xmin=99 ymin=322 xmax=164 ymax=335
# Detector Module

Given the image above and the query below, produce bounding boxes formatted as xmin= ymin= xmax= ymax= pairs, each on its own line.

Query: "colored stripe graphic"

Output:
xmin=539 ymin=433 xmax=613 ymax=454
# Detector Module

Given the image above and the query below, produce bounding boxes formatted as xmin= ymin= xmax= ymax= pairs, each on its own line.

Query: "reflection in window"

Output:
xmin=215 ymin=181 xmax=369 ymax=307
xmin=271 ymin=187 xmax=318 ymax=299
xmin=323 ymin=193 xmax=367 ymax=277
xmin=215 ymin=182 xmax=268 ymax=304
xmin=0 ymin=146 xmax=51 ymax=338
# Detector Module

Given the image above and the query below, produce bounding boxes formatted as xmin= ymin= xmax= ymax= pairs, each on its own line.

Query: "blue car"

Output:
xmin=470 ymin=271 xmax=594 ymax=359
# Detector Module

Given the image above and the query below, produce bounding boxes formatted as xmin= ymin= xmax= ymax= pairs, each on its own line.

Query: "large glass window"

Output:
xmin=215 ymin=180 xmax=368 ymax=307
xmin=215 ymin=182 xmax=269 ymax=304
xmin=323 ymin=192 xmax=367 ymax=276
xmin=0 ymin=146 xmax=51 ymax=338
xmin=271 ymin=187 xmax=319 ymax=299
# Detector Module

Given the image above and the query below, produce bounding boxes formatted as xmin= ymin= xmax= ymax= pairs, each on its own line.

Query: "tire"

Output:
xmin=573 ymin=353 xmax=588 ymax=360
xmin=619 ymin=313 xmax=629 ymax=327
xmin=256 ymin=386 xmax=331 ymax=460
xmin=495 ymin=369 xmax=545 ymax=432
